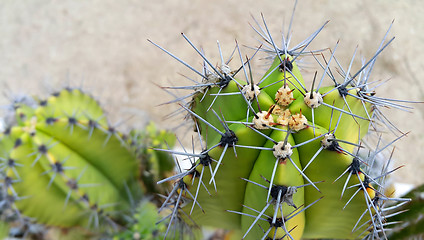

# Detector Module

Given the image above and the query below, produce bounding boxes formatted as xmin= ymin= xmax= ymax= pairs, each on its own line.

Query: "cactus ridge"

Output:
xmin=152 ymin=5 xmax=416 ymax=240
xmin=0 ymin=87 xmax=139 ymax=233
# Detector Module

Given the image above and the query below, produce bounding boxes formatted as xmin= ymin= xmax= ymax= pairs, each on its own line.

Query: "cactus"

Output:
xmin=114 ymin=200 xmax=168 ymax=240
xmin=128 ymin=122 xmax=176 ymax=199
xmin=151 ymin=5 xmax=417 ymax=240
xmin=0 ymin=87 xmax=140 ymax=234
xmin=385 ymin=183 xmax=424 ymax=239
xmin=0 ymin=221 xmax=8 ymax=239
xmin=114 ymin=199 xmax=202 ymax=240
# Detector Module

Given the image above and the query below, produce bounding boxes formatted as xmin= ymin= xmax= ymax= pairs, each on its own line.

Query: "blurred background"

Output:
xmin=0 ymin=0 xmax=423 ymax=189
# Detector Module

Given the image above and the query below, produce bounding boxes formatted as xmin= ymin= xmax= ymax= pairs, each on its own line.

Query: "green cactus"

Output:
xmin=128 ymin=122 xmax=176 ymax=199
xmin=151 ymin=7 xmax=415 ymax=240
xmin=386 ymin=183 xmax=424 ymax=239
xmin=0 ymin=88 xmax=140 ymax=233
xmin=114 ymin=199 xmax=202 ymax=240
xmin=0 ymin=221 xmax=8 ymax=239
xmin=114 ymin=200 xmax=168 ymax=240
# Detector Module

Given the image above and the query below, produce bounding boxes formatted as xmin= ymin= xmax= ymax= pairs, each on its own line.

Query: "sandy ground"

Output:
xmin=0 ymin=0 xmax=423 ymax=189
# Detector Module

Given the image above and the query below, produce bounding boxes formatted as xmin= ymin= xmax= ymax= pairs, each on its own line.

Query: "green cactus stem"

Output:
xmin=151 ymin=4 xmax=417 ymax=240
xmin=0 ymin=88 xmax=139 ymax=231
xmin=128 ymin=122 xmax=176 ymax=199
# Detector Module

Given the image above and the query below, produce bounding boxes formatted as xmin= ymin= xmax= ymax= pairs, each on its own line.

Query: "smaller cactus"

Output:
xmin=114 ymin=200 xmax=168 ymax=240
xmin=128 ymin=122 xmax=176 ymax=199
xmin=0 ymin=221 xmax=9 ymax=239
xmin=386 ymin=183 xmax=424 ymax=239
xmin=114 ymin=199 xmax=202 ymax=240
xmin=0 ymin=87 xmax=140 ymax=235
